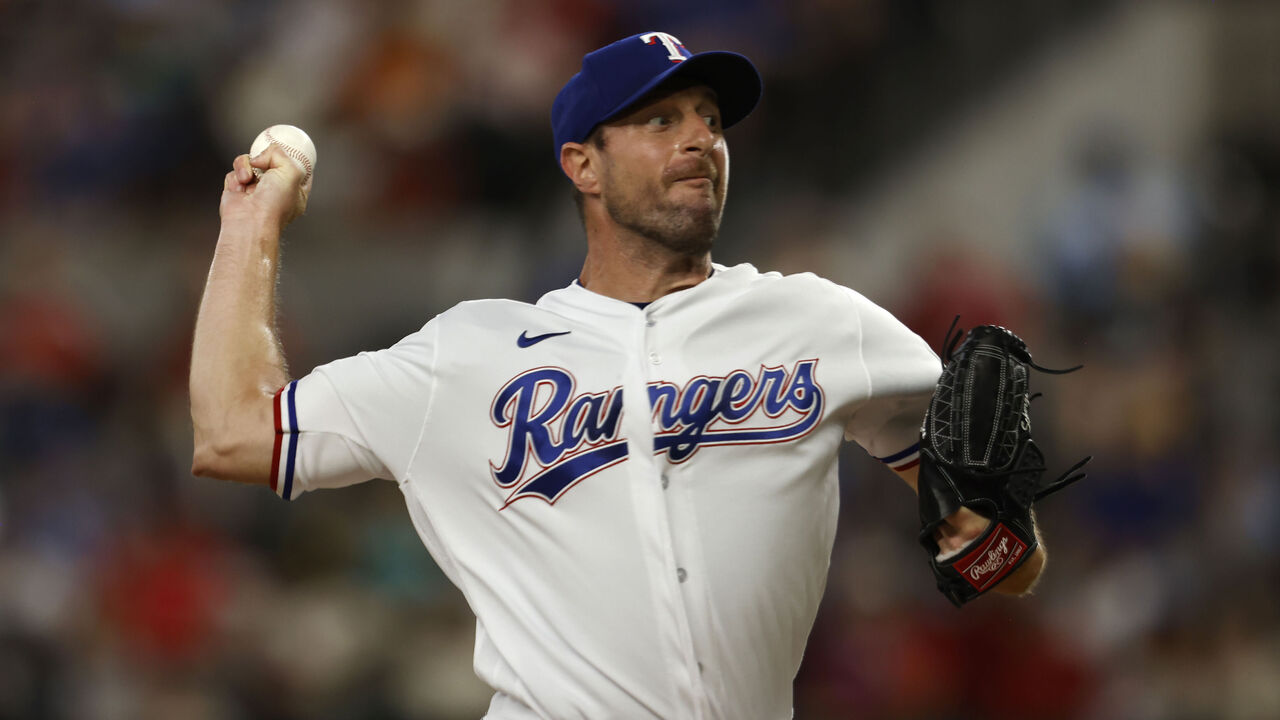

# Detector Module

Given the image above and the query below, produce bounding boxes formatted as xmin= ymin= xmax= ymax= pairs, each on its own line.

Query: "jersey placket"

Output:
xmin=646 ymin=299 xmax=727 ymax=713
xmin=619 ymin=302 xmax=710 ymax=718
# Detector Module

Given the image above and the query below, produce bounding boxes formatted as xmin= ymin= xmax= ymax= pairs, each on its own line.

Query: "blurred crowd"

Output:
xmin=2 ymin=1 xmax=1278 ymax=719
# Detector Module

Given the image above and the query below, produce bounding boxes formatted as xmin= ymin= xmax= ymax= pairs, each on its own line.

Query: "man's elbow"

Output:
xmin=190 ymin=425 xmax=271 ymax=485
xmin=189 ymin=384 xmax=278 ymax=482
xmin=190 ymin=435 xmax=225 ymax=479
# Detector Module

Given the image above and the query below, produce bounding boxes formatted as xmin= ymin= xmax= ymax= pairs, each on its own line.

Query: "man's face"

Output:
xmin=593 ymin=84 xmax=729 ymax=255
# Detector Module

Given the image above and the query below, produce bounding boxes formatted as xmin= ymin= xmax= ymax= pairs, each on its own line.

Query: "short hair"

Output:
xmin=570 ymin=127 xmax=607 ymax=225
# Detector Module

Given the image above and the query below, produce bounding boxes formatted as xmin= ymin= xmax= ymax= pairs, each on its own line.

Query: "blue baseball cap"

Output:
xmin=552 ymin=32 xmax=763 ymax=164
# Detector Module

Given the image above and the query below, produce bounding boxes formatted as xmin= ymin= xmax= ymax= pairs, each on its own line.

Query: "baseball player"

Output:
xmin=191 ymin=32 xmax=1049 ymax=719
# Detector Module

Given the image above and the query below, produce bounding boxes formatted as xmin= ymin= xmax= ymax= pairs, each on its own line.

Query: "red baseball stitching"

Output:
xmin=264 ymin=127 xmax=314 ymax=180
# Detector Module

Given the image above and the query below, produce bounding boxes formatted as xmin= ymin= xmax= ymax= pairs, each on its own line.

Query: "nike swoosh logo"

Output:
xmin=517 ymin=330 xmax=572 ymax=348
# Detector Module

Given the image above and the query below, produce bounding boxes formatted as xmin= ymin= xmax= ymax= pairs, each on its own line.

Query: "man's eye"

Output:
xmin=646 ymin=116 xmax=670 ymax=127
xmin=703 ymin=115 xmax=720 ymax=128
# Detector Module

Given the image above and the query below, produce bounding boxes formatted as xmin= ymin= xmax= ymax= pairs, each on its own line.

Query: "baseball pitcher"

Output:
xmin=191 ymin=32 xmax=1084 ymax=719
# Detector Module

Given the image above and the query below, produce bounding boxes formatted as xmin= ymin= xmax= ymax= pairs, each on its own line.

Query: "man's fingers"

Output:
xmin=222 ymin=147 xmax=309 ymax=224
xmin=933 ymin=506 xmax=994 ymax=552
xmin=224 ymin=154 xmax=260 ymax=192
xmin=227 ymin=154 xmax=254 ymax=185
xmin=250 ymin=145 xmax=299 ymax=173
xmin=248 ymin=146 xmax=274 ymax=169
xmin=933 ymin=522 xmax=963 ymax=552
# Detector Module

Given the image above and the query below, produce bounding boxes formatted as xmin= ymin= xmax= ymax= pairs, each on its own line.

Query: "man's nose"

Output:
xmin=678 ymin=116 xmax=715 ymax=154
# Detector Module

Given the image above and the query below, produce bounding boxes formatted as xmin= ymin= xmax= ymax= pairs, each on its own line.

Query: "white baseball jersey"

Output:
xmin=268 ymin=262 xmax=940 ymax=719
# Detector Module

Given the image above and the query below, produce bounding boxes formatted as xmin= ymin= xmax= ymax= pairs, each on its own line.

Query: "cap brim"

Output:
xmin=599 ymin=51 xmax=762 ymax=131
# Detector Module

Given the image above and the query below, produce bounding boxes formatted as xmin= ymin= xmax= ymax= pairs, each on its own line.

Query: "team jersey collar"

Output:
xmin=540 ymin=262 xmax=748 ymax=321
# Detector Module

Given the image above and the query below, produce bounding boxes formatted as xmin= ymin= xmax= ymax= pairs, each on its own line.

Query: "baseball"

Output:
xmin=250 ymin=124 xmax=316 ymax=182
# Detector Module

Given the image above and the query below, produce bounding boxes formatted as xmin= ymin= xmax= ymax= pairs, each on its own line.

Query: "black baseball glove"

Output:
xmin=917 ymin=321 xmax=1089 ymax=607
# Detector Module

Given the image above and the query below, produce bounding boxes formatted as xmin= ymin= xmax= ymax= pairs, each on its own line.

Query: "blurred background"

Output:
xmin=2 ymin=0 xmax=1278 ymax=718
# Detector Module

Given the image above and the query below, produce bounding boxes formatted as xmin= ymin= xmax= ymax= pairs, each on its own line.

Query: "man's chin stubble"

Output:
xmin=604 ymin=185 xmax=723 ymax=256
xmin=627 ymin=206 xmax=718 ymax=256
xmin=611 ymin=196 xmax=716 ymax=252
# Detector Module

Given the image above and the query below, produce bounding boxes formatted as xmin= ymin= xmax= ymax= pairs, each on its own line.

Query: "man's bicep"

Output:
xmin=272 ymin=375 xmax=394 ymax=500
xmin=190 ymin=372 xmax=396 ymax=499
xmin=192 ymin=316 xmax=436 ymax=497
xmin=838 ymin=283 xmax=940 ymax=465
xmin=278 ymin=322 xmax=438 ymax=496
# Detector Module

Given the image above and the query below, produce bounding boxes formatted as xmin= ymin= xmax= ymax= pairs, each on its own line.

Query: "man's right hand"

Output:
xmin=219 ymin=145 xmax=312 ymax=231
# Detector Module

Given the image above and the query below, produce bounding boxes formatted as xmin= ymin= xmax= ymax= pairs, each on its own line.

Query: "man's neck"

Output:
xmin=578 ymin=226 xmax=713 ymax=303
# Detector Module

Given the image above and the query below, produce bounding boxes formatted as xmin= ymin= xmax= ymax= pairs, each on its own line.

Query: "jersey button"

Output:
xmin=661 ymin=474 xmax=669 ymax=489
xmin=648 ymin=352 xmax=662 ymax=364
xmin=676 ymin=567 xmax=687 ymax=583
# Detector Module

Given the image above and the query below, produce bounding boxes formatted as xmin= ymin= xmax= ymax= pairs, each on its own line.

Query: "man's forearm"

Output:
xmin=189 ymin=218 xmax=288 ymax=482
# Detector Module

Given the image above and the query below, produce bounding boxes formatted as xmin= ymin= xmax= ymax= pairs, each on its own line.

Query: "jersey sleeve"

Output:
xmin=840 ymin=288 xmax=942 ymax=473
xmin=269 ymin=321 xmax=439 ymax=500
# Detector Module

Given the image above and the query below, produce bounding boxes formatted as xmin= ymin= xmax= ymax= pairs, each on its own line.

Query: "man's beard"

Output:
xmin=602 ymin=181 xmax=723 ymax=256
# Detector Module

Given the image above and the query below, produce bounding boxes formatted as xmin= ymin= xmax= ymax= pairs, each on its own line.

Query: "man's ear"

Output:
xmin=560 ymin=142 xmax=599 ymax=195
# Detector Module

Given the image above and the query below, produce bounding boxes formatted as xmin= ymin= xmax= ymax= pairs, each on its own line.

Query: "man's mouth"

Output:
xmin=671 ymin=168 xmax=716 ymax=187
xmin=667 ymin=162 xmax=717 ymax=188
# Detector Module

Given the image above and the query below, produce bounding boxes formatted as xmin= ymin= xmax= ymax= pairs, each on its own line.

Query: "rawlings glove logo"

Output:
xmin=489 ymin=360 xmax=824 ymax=507
xmin=953 ymin=524 xmax=1027 ymax=591
xmin=968 ymin=536 xmax=1011 ymax=580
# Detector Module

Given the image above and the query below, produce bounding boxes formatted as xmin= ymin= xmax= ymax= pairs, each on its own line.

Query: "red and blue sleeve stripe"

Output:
xmin=271 ymin=380 xmax=300 ymax=500
xmin=878 ymin=442 xmax=920 ymax=472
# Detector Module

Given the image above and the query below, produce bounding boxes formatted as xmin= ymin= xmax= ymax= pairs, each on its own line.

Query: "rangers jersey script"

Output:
xmin=268 ymin=263 xmax=940 ymax=719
